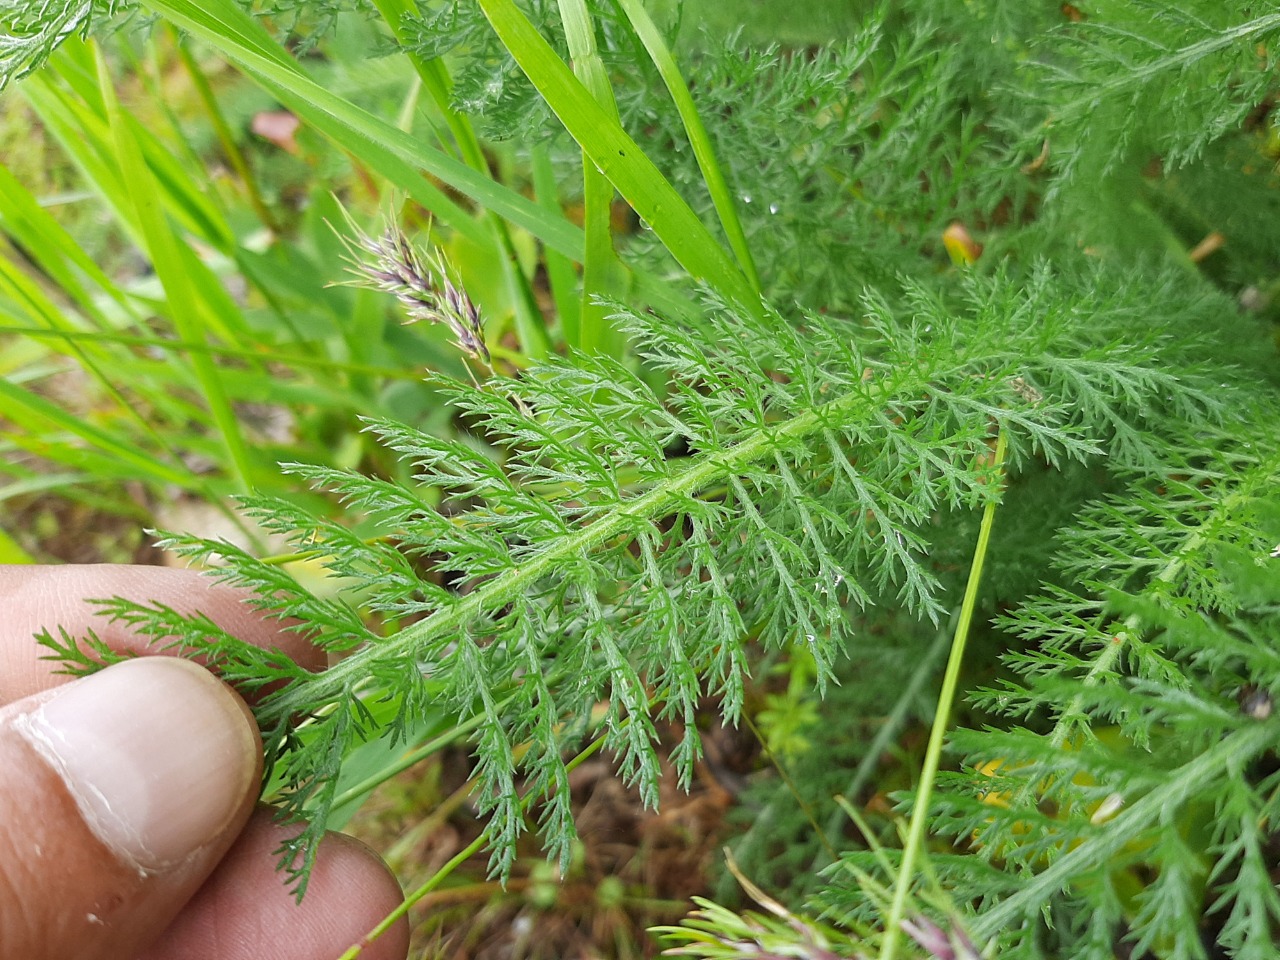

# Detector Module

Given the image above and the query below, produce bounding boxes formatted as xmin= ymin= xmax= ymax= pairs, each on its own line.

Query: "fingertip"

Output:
xmin=138 ymin=811 xmax=410 ymax=960
xmin=17 ymin=657 xmax=261 ymax=870
xmin=0 ymin=658 xmax=262 ymax=960
xmin=310 ymin=832 xmax=412 ymax=960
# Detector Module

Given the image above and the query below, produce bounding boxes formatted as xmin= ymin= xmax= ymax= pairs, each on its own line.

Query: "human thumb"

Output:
xmin=0 ymin=656 xmax=262 ymax=960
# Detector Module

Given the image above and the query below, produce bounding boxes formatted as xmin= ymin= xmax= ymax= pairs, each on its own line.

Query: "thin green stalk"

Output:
xmin=0 ymin=325 xmax=431 ymax=380
xmin=611 ymin=0 xmax=760 ymax=293
xmin=328 ymin=711 xmax=490 ymax=811
xmin=336 ymin=833 xmax=486 ymax=960
xmin=744 ymin=711 xmax=840 ymax=865
xmin=531 ymin=144 xmax=583 ymax=345
xmin=556 ymin=0 xmax=627 ymax=356
xmin=807 ymin=625 xmax=951 ymax=886
xmin=369 ymin=0 xmax=551 ymax=360
xmin=0 ymin=377 xmax=197 ymax=488
xmin=0 ymin=258 xmax=233 ymax=506
xmin=880 ymin=430 xmax=1007 ymax=960
xmin=384 ymin=779 xmax=476 ymax=867
xmin=95 ymin=46 xmax=257 ymax=494
xmin=173 ymin=33 xmax=280 ymax=233
xmin=0 ymin=163 xmax=143 ymax=325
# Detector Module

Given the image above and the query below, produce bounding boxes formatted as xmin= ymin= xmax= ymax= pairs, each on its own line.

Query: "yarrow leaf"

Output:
xmin=81 ymin=268 xmax=1223 ymax=891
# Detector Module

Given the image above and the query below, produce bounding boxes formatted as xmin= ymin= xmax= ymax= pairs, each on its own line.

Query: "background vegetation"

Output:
xmin=2 ymin=0 xmax=1279 ymax=958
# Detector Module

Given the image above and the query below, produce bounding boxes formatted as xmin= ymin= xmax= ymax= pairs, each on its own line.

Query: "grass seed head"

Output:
xmin=338 ymin=214 xmax=491 ymax=366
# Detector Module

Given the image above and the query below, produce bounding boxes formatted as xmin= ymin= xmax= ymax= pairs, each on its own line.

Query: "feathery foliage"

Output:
xmin=945 ymin=420 xmax=1280 ymax=956
xmin=0 ymin=0 xmax=112 ymax=89
xmin=82 ymin=269 xmax=1177 ymax=888
xmin=1027 ymin=1 xmax=1280 ymax=182
xmin=6 ymin=0 xmax=1280 ymax=956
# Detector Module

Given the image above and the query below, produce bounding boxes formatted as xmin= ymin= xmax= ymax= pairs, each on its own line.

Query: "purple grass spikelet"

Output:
xmin=336 ymin=212 xmax=492 ymax=368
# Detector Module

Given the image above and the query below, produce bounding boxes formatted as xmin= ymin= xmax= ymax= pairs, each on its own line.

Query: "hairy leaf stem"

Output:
xmin=880 ymin=429 xmax=1007 ymax=960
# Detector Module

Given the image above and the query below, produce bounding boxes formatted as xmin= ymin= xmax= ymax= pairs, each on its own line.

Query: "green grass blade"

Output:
xmin=0 ymin=256 xmax=175 ymax=443
xmin=0 ymin=163 xmax=142 ymax=323
xmin=0 ymin=377 xmax=194 ymax=487
xmin=0 ymin=252 xmax=238 ymax=493
xmin=173 ymin=34 xmax=280 ymax=233
xmin=0 ymin=461 xmax=153 ymax=523
xmin=0 ymin=525 xmax=34 ymax=564
xmin=49 ymin=43 xmax=237 ymax=254
xmin=139 ymin=0 xmax=583 ymax=263
xmin=367 ymin=0 xmax=475 ymax=166
xmin=0 ymin=470 xmax=94 ymax=502
xmin=556 ymin=0 xmax=627 ymax=356
xmin=0 ymin=254 xmax=112 ymax=359
xmin=126 ymin=112 xmax=237 ymax=253
xmin=95 ymin=45 xmax=257 ymax=492
xmin=0 ymin=324 xmax=458 ymax=381
xmin=612 ymin=0 xmax=761 ymax=293
xmin=21 ymin=76 xmax=139 ymax=244
xmin=880 ymin=431 xmax=1007 ymax=960
xmin=133 ymin=0 xmax=693 ymax=326
xmin=477 ymin=0 xmax=759 ymax=312
xmin=22 ymin=74 xmax=248 ymax=349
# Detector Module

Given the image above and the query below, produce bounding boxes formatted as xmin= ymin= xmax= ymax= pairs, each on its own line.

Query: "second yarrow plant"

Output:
xmin=5 ymin=1 xmax=1280 ymax=958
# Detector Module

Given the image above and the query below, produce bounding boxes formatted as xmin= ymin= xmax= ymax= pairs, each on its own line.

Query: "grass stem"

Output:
xmin=173 ymin=33 xmax=280 ymax=233
xmin=879 ymin=429 xmax=1006 ymax=960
